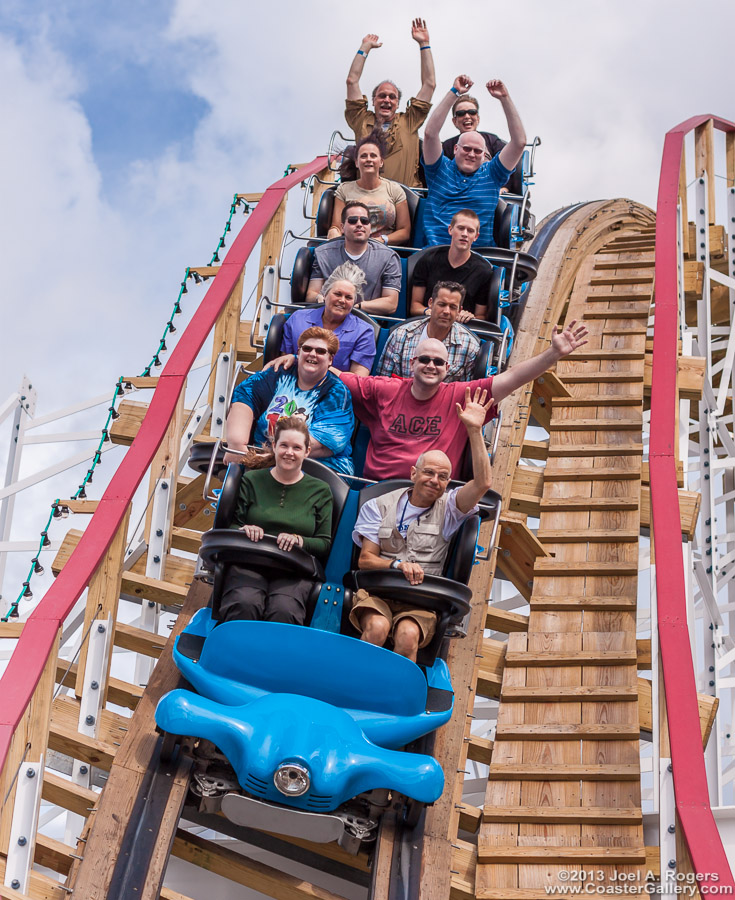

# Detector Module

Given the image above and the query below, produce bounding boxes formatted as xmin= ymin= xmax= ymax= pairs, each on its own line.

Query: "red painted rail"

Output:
xmin=0 ymin=157 xmax=327 ymax=775
xmin=651 ymin=116 xmax=734 ymax=886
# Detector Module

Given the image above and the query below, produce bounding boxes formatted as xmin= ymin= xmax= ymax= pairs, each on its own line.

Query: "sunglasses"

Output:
xmin=300 ymin=344 xmax=329 ymax=356
xmin=346 ymin=216 xmax=371 ymax=225
xmin=416 ymin=355 xmax=448 ymax=366
xmin=454 ymin=108 xmax=478 ymax=117
xmin=376 ymin=92 xmax=398 ymax=100
xmin=460 ymin=146 xmax=484 ymax=155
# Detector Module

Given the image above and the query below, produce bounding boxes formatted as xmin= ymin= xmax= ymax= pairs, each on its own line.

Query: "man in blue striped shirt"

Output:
xmin=421 ymin=75 xmax=527 ymax=247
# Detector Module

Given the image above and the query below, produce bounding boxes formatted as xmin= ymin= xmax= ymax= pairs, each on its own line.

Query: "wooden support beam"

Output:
xmin=644 ymin=353 xmax=705 ymax=401
xmin=508 ymin=465 xmax=544 ymax=516
xmin=42 ymin=771 xmax=98 ymax=818
xmin=121 ymin=376 xmax=159 ymax=390
xmin=0 ymin=860 xmax=68 ymax=899
xmin=519 ymin=439 xmax=548 ymax=460
xmin=530 ymin=371 xmax=570 ymax=430
xmin=496 ymin=511 xmax=550 ymax=601
xmin=171 ymin=829 xmax=350 ymax=900
xmin=476 ymin=639 xmax=506 ymax=699
xmin=0 ymin=628 xmax=59 ymax=855
xmin=34 ymin=834 xmax=73 ymax=876
xmin=56 ymin=659 xmax=143 ymax=710
xmin=66 ymin=583 xmax=207 ymax=899
xmin=114 ymin=621 xmax=165 ymax=658
xmin=467 ymin=735 xmax=493 ymax=766
xmin=74 ymin=507 xmax=130 ymax=700
xmin=484 ymin=604 xmax=528 ymax=633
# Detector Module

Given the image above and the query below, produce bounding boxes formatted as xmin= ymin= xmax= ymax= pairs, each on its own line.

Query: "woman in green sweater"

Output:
xmin=219 ymin=416 xmax=334 ymax=624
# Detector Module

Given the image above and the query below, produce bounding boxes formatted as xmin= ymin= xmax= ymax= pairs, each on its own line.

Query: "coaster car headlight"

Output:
xmin=273 ymin=762 xmax=310 ymax=797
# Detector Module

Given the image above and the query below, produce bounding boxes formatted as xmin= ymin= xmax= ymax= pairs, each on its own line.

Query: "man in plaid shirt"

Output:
xmin=377 ymin=281 xmax=480 ymax=381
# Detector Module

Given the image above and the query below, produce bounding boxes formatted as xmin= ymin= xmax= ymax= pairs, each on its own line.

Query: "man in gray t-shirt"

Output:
xmin=307 ymin=201 xmax=402 ymax=315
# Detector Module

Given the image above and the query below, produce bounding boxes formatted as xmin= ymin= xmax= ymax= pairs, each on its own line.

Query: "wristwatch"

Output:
xmin=390 ymin=559 xmax=402 ymax=569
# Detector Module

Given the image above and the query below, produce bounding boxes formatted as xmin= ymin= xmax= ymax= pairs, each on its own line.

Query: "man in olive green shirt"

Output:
xmin=344 ymin=19 xmax=435 ymax=188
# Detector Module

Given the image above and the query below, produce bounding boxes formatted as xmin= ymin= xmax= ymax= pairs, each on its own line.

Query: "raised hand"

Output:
xmin=551 ymin=320 xmax=589 ymax=358
xmin=361 ymin=33 xmax=382 ymax=51
xmin=456 ymin=386 xmax=494 ymax=430
xmin=453 ymin=74 xmax=473 ymax=95
xmin=486 ymin=79 xmax=509 ymax=100
xmin=411 ymin=18 xmax=430 ymax=44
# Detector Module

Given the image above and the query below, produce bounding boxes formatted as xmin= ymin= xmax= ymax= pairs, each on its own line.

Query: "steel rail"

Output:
xmin=0 ymin=156 xmax=328 ymax=775
xmin=650 ymin=114 xmax=735 ymax=888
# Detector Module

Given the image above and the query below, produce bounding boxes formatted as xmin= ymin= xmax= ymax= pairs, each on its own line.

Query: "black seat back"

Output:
xmin=290 ymin=246 xmax=314 ymax=304
xmin=315 ymin=188 xmax=336 ymax=238
xmin=493 ymin=198 xmax=513 ymax=250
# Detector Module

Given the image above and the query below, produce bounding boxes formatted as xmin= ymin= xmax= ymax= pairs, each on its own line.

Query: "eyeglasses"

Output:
xmin=416 ymin=467 xmax=450 ymax=482
xmin=300 ymin=345 xmax=329 ymax=356
xmin=416 ymin=355 xmax=448 ymax=366
xmin=346 ymin=216 xmax=371 ymax=225
xmin=459 ymin=146 xmax=484 ymax=155
xmin=376 ymin=92 xmax=398 ymax=100
xmin=454 ymin=108 xmax=478 ymax=117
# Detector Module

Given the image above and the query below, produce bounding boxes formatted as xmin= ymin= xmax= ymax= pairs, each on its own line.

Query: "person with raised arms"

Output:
xmin=345 ymin=20 xmax=436 ymax=188
xmin=422 ymin=75 xmax=526 ymax=247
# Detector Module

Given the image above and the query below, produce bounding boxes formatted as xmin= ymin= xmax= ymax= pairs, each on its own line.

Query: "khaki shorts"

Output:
xmin=349 ymin=589 xmax=437 ymax=649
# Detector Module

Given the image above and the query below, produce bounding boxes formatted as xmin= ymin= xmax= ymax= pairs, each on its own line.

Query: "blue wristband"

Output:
xmin=450 ymin=86 xmax=459 ymax=95
xmin=420 ymin=45 xmax=431 ymax=50
xmin=357 ymin=49 xmax=366 ymax=56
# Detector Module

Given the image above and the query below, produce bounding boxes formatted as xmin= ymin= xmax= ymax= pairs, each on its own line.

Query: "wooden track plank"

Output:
xmin=495 ymin=724 xmax=639 ymax=740
xmin=484 ymin=806 xmax=642 ymax=824
xmin=486 ymin=764 xmax=640 ymax=781
xmin=478 ymin=844 xmax=647 ymax=863
xmin=505 ymin=649 xmax=638 ymax=666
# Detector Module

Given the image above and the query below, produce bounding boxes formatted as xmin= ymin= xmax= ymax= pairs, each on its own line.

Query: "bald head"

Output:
xmin=415 ymin=449 xmax=452 ymax=472
xmin=414 ymin=338 xmax=448 ymax=362
xmin=455 ymin=131 xmax=486 ymax=174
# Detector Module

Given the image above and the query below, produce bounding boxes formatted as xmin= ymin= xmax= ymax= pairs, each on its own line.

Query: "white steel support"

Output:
xmin=65 ymin=614 xmax=113 ymax=844
xmin=659 ymin=759 xmax=676 ymax=880
xmin=0 ymin=377 xmax=36 ymax=612
xmin=257 ymin=264 xmax=278 ymax=340
xmin=695 ymin=172 xmax=723 ymax=806
xmin=179 ymin=404 xmax=211 ymax=470
xmin=210 ymin=354 xmax=233 ymax=440
xmin=134 ymin=477 xmax=171 ymax=686
xmin=4 ymin=757 xmax=44 ymax=894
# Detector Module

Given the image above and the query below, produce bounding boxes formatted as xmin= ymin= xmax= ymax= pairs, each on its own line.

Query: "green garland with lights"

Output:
xmin=2 ymin=193 xmax=253 ymax=620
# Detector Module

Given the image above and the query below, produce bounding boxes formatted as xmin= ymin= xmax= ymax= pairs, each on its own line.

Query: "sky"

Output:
xmin=0 ymin=0 xmax=733 ymax=605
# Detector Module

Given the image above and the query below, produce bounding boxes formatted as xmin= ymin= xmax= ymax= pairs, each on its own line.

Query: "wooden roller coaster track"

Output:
xmin=0 ymin=116 xmax=733 ymax=900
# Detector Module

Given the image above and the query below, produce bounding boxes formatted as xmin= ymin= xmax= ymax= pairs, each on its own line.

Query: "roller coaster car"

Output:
xmin=156 ymin=461 xmax=500 ymax=850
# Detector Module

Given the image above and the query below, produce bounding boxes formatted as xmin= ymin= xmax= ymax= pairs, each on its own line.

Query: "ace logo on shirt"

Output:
xmin=388 ymin=415 xmax=442 ymax=436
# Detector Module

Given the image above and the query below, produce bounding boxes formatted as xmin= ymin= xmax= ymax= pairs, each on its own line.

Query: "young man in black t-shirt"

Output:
xmin=409 ymin=209 xmax=494 ymax=321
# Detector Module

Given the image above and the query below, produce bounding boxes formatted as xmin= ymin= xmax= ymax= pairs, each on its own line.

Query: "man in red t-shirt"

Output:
xmin=342 ymin=321 xmax=587 ymax=479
